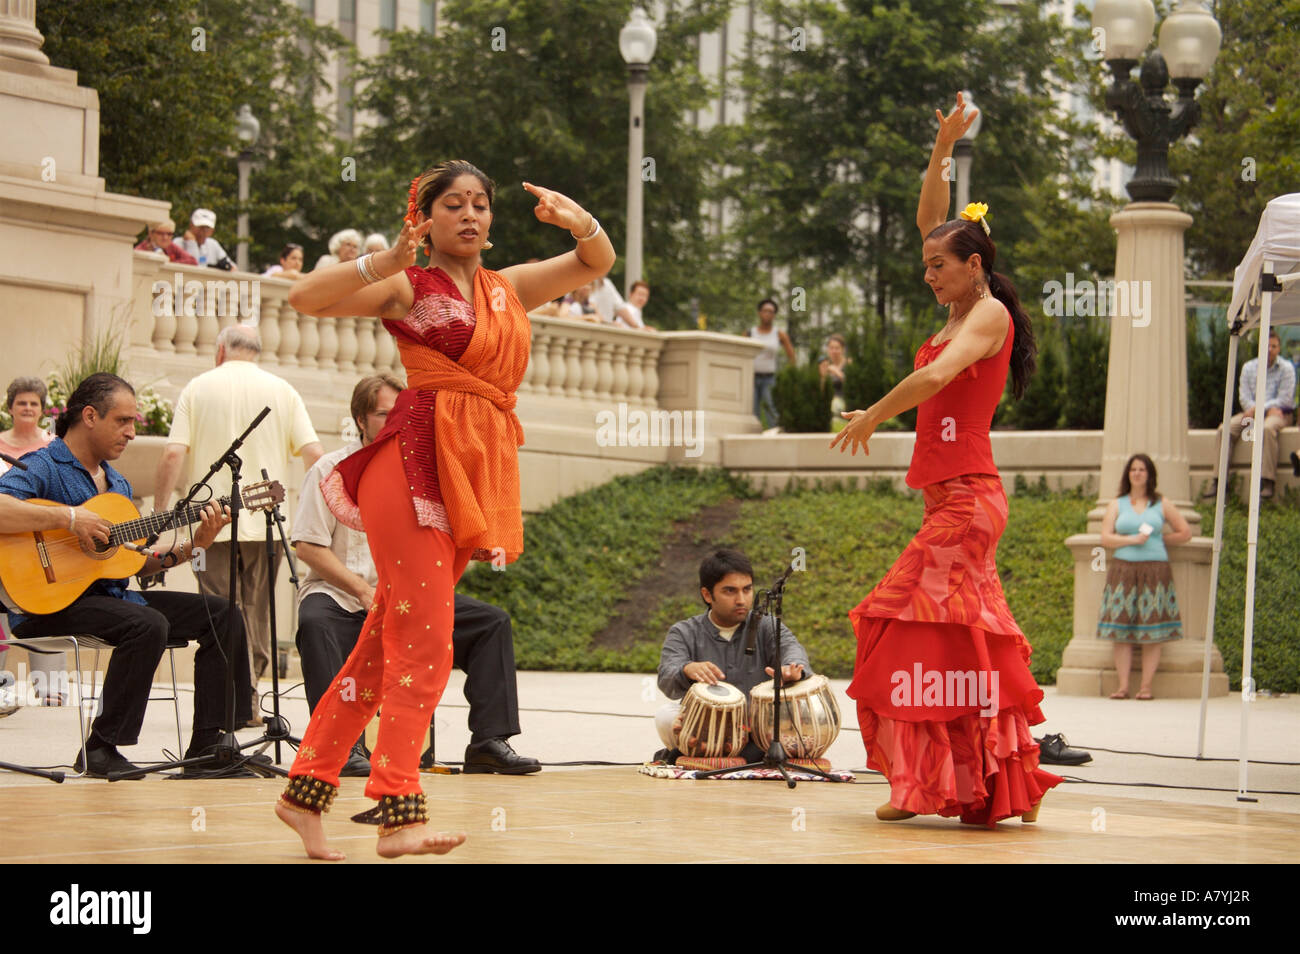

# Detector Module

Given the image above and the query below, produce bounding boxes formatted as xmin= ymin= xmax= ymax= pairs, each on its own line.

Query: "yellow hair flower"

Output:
xmin=960 ymin=202 xmax=991 ymax=235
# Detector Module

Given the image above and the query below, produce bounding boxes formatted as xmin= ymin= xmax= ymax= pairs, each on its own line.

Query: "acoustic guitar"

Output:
xmin=0 ymin=480 xmax=284 ymax=616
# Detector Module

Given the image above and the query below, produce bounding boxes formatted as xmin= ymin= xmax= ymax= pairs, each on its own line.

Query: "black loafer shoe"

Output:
xmin=1036 ymin=733 xmax=1092 ymax=766
xmin=340 ymin=742 xmax=371 ymax=778
xmin=74 ymin=745 xmax=142 ymax=780
xmin=463 ymin=738 xmax=541 ymax=775
xmin=1292 ymin=451 xmax=1300 ymax=478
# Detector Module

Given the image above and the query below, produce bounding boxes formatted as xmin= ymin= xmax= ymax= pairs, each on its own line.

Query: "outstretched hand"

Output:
xmin=935 ymin=91 xmax=979 ymax=147
xmin=522 ymin=182 xmax=591 ymax=234
xmin=382 ymin=217 xmax=435 ymax=273
xmin=829 ymin=410 xmax=876 ymax=456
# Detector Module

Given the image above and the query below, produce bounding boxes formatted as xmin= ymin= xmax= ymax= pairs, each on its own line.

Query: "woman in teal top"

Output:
xmin=1097 ymin=453 xmax=1193 ymax=699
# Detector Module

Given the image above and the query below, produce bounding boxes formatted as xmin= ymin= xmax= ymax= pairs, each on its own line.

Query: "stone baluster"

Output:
xmin=354 ymin=317 xmax=376 ymax=373
xmin=563 ymin=336 xmax=583 ymax=399
xmin=546 ymin=335 xmax=567 ymax=394
xmin=260 ymin=299 xmax=282 ymax=367
xmin=595 ymin=341 xmax=614 ymax=403
xmin=317 ymin=317 xmax=339 ymax=372
xmin=297 ymin=316 xmax=320 ymax=369
xmin=625 ymin=343 xmax=644 ymax=405
xmin=152 ymin=295 xmax=177 ymax=355
xmin=374 ymin=322 xmax=396 ymax=373
xmin=610 ymin=343 xmax=630 ymax=403
xmin=194 ymin=309 xmax=219 ymax=357
xmin=640 ymin=347 xmax=660 ymax=406
xmin=578 ymin=338 xmax=599 ymax=400
xmin=336 ymin=317 xmax=358 ymax=374
xmin=277 ymin=309 xmax=301 ymax=367
xmin=528 ymin=329 xmax=550 ymax=395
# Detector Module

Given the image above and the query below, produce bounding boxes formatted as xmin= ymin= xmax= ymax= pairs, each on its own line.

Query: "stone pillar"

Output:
xmin=1058 ymin=202 xmax=1228 ymax=697
xmin=0 ymin=0 xmax=48 ymax=64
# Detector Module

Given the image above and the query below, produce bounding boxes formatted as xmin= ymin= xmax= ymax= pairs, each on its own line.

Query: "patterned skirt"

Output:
xmin=1096 ymin=559 xmax=1182 ymax=644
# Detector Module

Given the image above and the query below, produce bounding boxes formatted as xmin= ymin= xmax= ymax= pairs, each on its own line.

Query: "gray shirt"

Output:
xmin=658 ymin=611 xmax=812 ymax=700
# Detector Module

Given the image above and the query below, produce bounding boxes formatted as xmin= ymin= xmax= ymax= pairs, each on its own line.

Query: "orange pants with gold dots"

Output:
xmin=289 ymin=439 xmax=472 ymax=799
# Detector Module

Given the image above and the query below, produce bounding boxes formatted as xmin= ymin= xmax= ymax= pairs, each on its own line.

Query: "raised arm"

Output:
xmin=287 ymin=219 xmax=431 ymax=320
xmin=498 ymin=183 xmax=616 ymax=312
xmin=918 ymin=92 xmax=980 ymax=241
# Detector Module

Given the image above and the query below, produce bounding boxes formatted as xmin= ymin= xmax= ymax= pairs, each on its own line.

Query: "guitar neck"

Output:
xmin=108 ymin=498 xmax=231 ymax=545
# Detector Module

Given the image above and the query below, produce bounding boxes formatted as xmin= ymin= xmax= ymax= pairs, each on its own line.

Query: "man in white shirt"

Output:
xmin=292 ymin=375 xmax=539 ymax=776
xmin=173 ymin=208 xmax=233 ymax=270
xmin=153 ymin=324 xmax=323 ymax=721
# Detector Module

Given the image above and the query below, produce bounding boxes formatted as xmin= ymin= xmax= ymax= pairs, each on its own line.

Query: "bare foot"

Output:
xmin=376 ymin=823 xmax=467 ymax=858
xmin=275 ymin=800 xmax=346 ymax=861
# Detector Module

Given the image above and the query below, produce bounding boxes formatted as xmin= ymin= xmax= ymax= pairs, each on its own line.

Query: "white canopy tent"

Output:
xmin=1199 ymin=193 xmax=1300 ymax=799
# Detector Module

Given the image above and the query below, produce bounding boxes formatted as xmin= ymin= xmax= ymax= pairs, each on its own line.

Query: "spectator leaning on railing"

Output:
xmin=173 ymin=209 xmax=234 ymax=270
xmin=314 ymin=229 xmax=363 ymax=271
xmin=264 ymin=243 xmax=305 ymax=280
xmin=135 ymin=218 xmax=197 ymax=265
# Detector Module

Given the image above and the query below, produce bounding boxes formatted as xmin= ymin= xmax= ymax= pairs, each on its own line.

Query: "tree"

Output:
xmin=350 ymin=0 xmax=733 ymax=329
xmin=720 ymin=0 xmax=1100 ymax=345
xmin=37 ymin=0 xmax=362 ymax=269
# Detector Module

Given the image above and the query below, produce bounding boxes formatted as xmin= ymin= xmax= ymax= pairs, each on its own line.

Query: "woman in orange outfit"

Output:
xmin=276 ymin=160 xmax=615 ymax=859
xmin=831 ymin=95 xmax=1061 ymax=826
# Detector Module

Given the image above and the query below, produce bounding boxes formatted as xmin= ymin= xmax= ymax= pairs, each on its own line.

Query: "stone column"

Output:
xmin=0 ymin=0 xmax=49 ymax=64
xmin=1058 ymin=202 xmax=1228 ymax=697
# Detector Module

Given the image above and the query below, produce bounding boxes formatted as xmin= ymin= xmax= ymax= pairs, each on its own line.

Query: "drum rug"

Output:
xmin=639 ymin=761 xmax=855 ymax=782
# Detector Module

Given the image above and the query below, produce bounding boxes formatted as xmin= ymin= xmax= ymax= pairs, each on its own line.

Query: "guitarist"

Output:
xmin=0 ymin=373 xmax=253 ymax=778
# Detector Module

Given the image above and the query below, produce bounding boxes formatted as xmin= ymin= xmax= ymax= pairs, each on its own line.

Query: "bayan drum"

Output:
xmin=677 ymin=681 xmax=749 ymax=758
xmin=749 ymin=673 xmax=841 ymax=759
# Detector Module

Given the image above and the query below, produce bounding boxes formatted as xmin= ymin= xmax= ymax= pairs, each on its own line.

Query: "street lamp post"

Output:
xmin=235 ymin=104 xmax=261 ymax=273
xmin=952 ymin=90 xmax=982 ymax=212
xmin=1058 ymin=0 xmax=1224 ymax=699
xmin=619 ymin=7 xmax=656 ymax=297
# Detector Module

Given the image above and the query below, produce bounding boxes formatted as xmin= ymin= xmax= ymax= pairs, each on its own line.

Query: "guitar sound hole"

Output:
xmin=92 ymin=539 xmax=113 ymax=554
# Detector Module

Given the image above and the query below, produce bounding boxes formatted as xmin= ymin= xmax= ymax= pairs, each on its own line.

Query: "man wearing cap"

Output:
xmin=174 ymin=209 xmax=233 ymax=270
xmin=135 ymin=218 xmax=197 ymax=265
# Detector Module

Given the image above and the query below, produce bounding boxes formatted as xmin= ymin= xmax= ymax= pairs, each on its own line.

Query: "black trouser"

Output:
xmin=296 ymin=592 xmax=521 ymax=744
xmin=13 ymin=590 xmax=253 ymax=748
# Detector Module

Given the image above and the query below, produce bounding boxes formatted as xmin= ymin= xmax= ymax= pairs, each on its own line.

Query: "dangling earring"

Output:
xmin=481 ymin=235 xmax=493 ymax=251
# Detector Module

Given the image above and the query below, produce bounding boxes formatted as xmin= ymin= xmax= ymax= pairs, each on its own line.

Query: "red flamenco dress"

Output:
xmin=847 ymin=309 xmax=1061 ymax=826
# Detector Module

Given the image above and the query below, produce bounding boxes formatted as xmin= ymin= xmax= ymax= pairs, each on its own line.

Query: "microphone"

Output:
xmin=741 ymin=605 xmax=760 ymax=655
xmin=0 ymin=452 xmax=28 ymax=470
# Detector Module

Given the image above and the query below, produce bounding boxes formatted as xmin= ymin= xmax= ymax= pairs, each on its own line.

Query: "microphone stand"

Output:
xmin=695 ymin=563 xmax=844 ymax=787
xmin=245 ymin=467 xmax=301 ymax=764
xmin=113 ymin=409 xmax=283 ymax=780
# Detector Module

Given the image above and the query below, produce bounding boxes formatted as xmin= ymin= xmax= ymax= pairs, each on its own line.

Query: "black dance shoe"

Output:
xmin=463 ymin=738 xmax=541 ymax=775
xmin=1036 ymin=733 xmax=1092 ymax=766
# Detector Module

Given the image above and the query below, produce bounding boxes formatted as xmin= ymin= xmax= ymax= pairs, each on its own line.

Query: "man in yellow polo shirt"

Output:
xmin=153 ymin=324 xmax=323 ymax=722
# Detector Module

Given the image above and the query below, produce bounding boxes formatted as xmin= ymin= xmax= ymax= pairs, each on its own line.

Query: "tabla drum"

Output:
xmin=677 ymin=681 xmax=749 ymax=758
xmin=749 ymin=674 xmax=841 ymax=759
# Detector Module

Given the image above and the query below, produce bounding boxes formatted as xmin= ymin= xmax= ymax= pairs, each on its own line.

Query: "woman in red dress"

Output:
xmin=831 ymin=95 xmax=1061 ymax=826
xmin=275 ymin=160 xmax=615 ymax=859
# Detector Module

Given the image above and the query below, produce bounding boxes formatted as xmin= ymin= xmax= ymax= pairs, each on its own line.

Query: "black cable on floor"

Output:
xmin=1060 ymin=743 xmax=1298 ymax=767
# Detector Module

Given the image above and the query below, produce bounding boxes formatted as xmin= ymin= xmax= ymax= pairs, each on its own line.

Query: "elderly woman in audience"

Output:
xmin=0 ymin=376 xmax=53 ymax=475
xmin=314 ymin=229 xmax=364 ymax=271
xmin=264 ymin=243 xmax=305 ymax=280
xmin=364 ymin=233 xmax=390 ymax=254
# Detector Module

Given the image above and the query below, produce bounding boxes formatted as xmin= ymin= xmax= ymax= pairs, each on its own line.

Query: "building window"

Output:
xmin=298 ymin=0 xmax=315 ymax=15
xmin=340 ymin=0 xmax=355 ymax=23
xmin=421 ymin=0 xmax=437 ymax=34
xmin=380 ymin=0 xmax=397 ymax=30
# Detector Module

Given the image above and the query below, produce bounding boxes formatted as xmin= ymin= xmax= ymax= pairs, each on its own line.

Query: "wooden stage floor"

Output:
xmin=1 ymin=766 xmax=1294 ymax=864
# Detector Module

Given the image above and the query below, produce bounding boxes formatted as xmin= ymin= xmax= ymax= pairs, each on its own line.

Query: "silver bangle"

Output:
xmin=572 ymin=217 xmax=600 ymax=242
xmin=356 ymin=253 xmax=382 ymax=285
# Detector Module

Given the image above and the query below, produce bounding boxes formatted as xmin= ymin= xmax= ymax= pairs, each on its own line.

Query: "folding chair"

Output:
xmin=0 ymin=633 xmax=187 ymax=777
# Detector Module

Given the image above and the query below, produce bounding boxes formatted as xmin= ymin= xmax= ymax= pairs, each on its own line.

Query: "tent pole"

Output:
xmin=1237 ymin=260 xmax=1275 ymax=802
xmin=1198 ymin=330 xmax=1238 ymax=758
